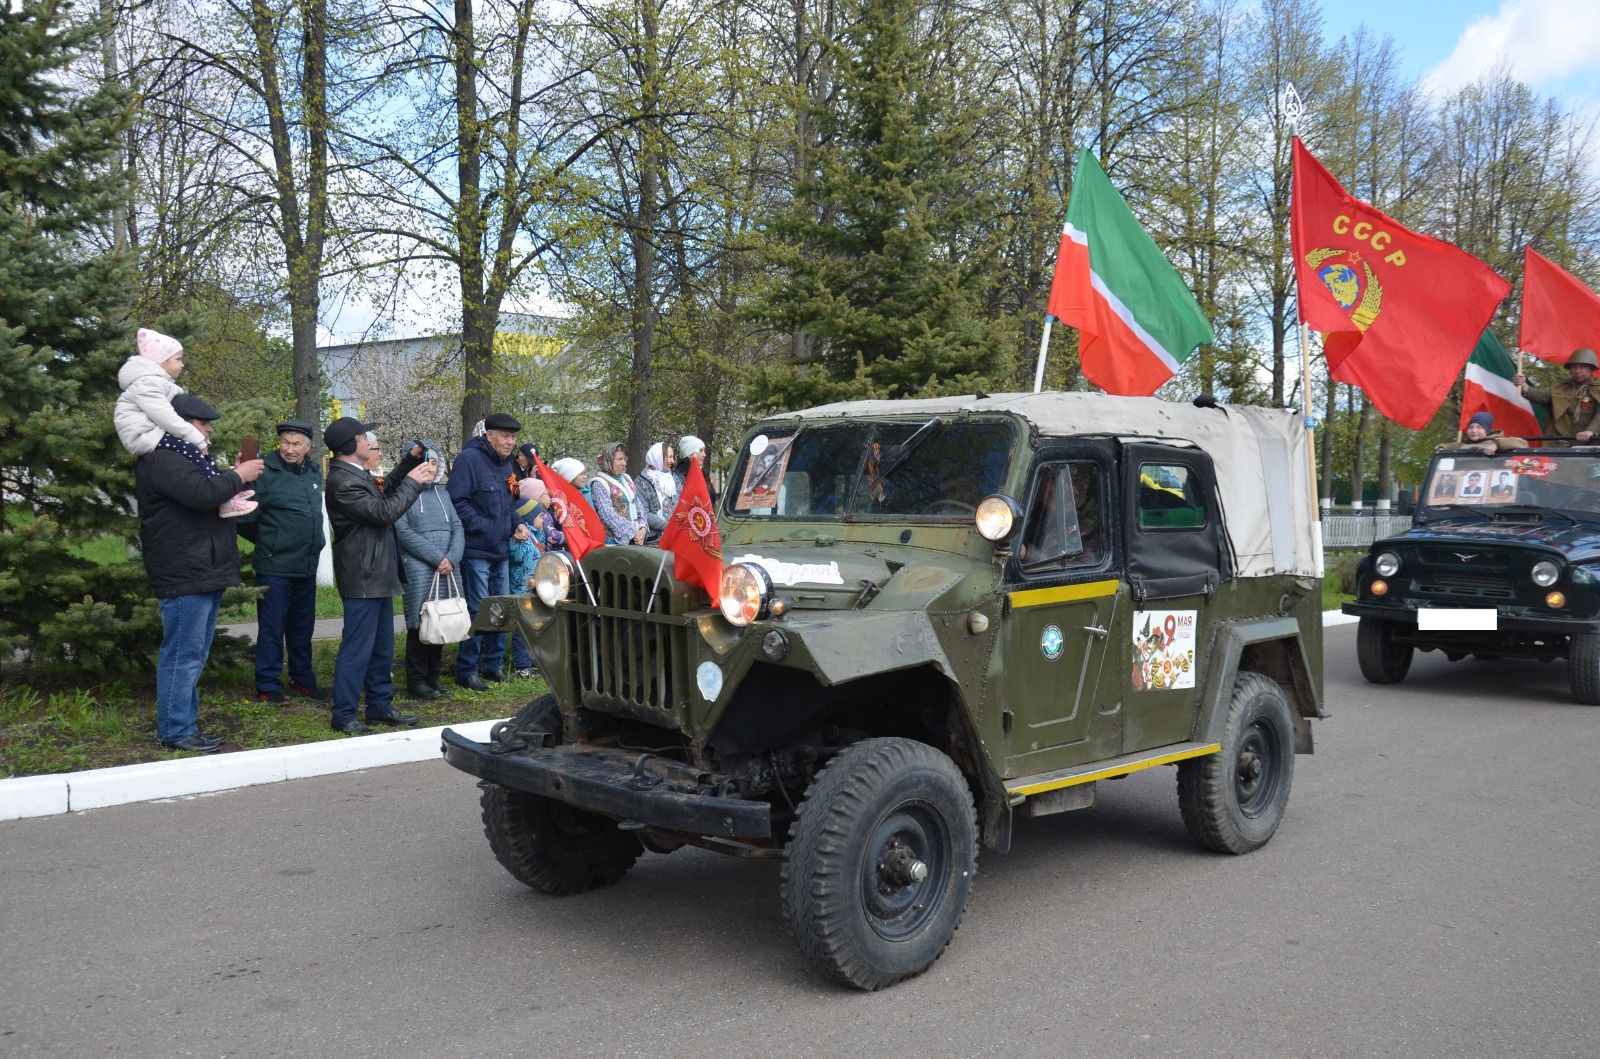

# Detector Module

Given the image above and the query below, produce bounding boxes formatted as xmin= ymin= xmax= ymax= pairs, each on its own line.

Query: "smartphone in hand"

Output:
xmin=239 ymin=436 xmax=260 ymax=463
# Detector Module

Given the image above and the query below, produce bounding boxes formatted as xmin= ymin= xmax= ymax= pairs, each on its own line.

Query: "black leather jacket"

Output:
xmin=325 ymin=454 xmax=423 ymax=599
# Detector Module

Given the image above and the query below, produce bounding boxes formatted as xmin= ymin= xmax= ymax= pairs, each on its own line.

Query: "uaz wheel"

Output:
xmin=1356 ymin=616 xmax=1413 ymax=684
xmin=781 ymin=738 xmax=977 ymax=991
xmin=1567 ymin=631 xmax=1600 ymax=705
xmin=1177 ymin=671 xmax=1295 ymax=854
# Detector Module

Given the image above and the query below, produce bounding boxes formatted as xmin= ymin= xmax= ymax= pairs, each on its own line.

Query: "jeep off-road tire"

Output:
xmin=479 ymin=694 xmax=642 ymax=894
xmin=1177 ymin=672 xmax=1295 ymax=854
xmin=1566 ymin=632 xmax=1600 ymax=705
xmin=781 ymin=738 xmax=977 ymax=991
xmin=1356 ymin=617 xmax=1413 ymax=684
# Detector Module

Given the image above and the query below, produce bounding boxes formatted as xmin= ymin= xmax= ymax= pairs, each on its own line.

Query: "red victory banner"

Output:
xmin=1520 ymin=246 xmax=1600 ymax=365
xmin=1291 ymin=137 xmax=1510 ymax=429
xmin=532 ymin=451 xmax=603 ymax=560
xmin=660 ymin=456 xmax=722 ymax=607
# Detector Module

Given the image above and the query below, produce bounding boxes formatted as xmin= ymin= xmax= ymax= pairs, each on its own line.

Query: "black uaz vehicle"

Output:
xmin=1344 ymin=445 xmax=1600 ymax=703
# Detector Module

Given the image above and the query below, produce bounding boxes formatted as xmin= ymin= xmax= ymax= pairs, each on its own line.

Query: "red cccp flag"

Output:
xmin=660 ymin=457 xmax=722 ymax=607
xmin=1520 ymin=246 xmax=1600 ymax=364
xmin=1291 ymin=137 xmax=1510 ymax=429
xmin=532 ymin=451 xmax=603 ymax=560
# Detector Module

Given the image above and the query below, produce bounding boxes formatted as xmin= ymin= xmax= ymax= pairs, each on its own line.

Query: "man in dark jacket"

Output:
xmin=238 ymin=419 xmax=329 ymax=704
xmin=447 ymin=411 xmax=520 ymax=690
xmin=135 ymin=394 xmax=266 ymax=752
xmin=323 ymin=416 xmax=434 ymax=734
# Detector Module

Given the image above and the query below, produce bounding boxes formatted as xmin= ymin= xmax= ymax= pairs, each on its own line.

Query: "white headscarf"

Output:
xmin=678 ymin=435 xmax=705 ymax=461
xmin=644 ymin=442 xmax=679 ymax=501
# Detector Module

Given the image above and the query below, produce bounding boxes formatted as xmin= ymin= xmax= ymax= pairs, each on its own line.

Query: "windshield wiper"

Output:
xmin=876 ymin=417 xmax=941 ymax=481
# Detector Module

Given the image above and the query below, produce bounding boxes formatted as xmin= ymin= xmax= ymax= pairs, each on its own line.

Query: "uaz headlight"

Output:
xmin=1374 ymin=551 xmax=1401 ymax=578
xmin=975 ymin=494 xmax=1023 ymax=542
xmin=1531 ymin=560 xmax=1561 ymax=587
xmin=719 ymin=562 xmax=773 ymax=626
xmin=533 ymin=551 xmax=576 ymax=606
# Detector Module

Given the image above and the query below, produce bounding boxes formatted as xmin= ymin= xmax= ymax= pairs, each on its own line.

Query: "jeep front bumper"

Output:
xmin=440 ymin=729 xmax=772 ymax=840
xmin=1341 ymin=600 xmax=1600 ymax=635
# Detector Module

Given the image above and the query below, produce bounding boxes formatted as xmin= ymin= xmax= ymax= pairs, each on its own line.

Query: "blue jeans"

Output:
xmin=254 ymin=574 xmax=317 ymax=693
xmin=333 ymin=596 xmax=395 ymax=725
xmin=155 ymin=591 xmax=223 ymax=743
xmin=455 ymin=556 xmax=508 ymax=678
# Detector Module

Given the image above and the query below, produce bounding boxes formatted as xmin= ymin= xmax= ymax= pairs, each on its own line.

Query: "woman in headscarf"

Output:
xmin=394 ymin=447 xmax=464 ymax=700
xmin=673 ymin=434 xmax=718 ymax=504
xmin=635 ymin=441 xmax=678 ymax=543
xmin=587 ymin=441 xmax=648 ymax=545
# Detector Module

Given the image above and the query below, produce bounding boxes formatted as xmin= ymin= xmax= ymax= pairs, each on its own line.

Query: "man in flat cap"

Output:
xmin=237 ymin=419 xmax=329 ymax=705
xmin=136 ymin=394 xmax=266 ymax=752
xmin=323 ymin=416 xmax=435 ymax=734
xmin=448 ymin=411 xmax=521 ymax=690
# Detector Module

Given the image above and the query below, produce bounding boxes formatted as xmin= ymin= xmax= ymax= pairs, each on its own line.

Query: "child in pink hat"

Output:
xmin=115 ymin=328 xmax=257 ymax=517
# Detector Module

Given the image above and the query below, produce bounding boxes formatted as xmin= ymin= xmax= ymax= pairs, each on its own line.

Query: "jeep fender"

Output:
xmin=1195 ymin=617 xmax=1323 ymax=754
xmin=786 ymin=611 xmax=959 ymax=687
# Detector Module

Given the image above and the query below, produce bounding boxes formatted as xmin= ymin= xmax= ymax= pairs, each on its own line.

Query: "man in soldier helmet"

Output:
xmin=1515 ymin=347 xmax=1600 ymax=443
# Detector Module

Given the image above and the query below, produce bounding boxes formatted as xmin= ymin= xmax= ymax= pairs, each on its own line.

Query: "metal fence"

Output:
xmin=1321 ymin=513 xmax=1413 ymax=549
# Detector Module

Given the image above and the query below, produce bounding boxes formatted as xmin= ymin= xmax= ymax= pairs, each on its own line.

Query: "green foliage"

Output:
xmin=751 ymin=0 xmax=1012 ymax=411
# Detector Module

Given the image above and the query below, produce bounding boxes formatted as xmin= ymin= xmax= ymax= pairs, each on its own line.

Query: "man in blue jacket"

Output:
xmin=238 ymin=419 xmax=329 ymax=705
xmin=448 ymin=412 xmax=520 ymax=691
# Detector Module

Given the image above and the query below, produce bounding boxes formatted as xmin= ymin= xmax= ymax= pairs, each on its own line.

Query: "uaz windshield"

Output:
xmin=727 ymin=419 xmax=1015 ymax=519
xmin=1421 ymin=451 xmax=1600 ymax=516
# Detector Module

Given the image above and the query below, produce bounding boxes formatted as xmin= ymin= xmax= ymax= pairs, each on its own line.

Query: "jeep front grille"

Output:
xmin=567 ymin=568 xmax=688 ymax=712
xmin=1414 ymin=572 xmax=1517 ymax=600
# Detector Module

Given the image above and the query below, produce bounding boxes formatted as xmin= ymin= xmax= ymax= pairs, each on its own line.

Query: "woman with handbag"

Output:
xmin=395 ymin=448 xmax=466 ymax=700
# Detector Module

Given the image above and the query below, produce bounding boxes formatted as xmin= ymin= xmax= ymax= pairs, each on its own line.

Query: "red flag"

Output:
xmin=1520 ymin=246 xmax=1600 ymax=364
xmin=659 ymin=457 xmax=722 ymax=607
xmin=1291 ymin=137 xmax=1510 ymax=429
xmin=532 ymin=451 xmax=603 ymax=560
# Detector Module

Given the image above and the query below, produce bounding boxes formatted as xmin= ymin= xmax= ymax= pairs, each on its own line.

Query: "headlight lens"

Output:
xmin=719 ymin=563 xmax=772 ymax=626
xmin=1374 ymin=551 xmax=1401 ymax=577
xmin=533 ymin=551 xmax=575 ymax=607
xmin=1531 ymin=560 xmax=1561 ymax=587
xmin=975 ymin=495 xmax=1021 ymax=541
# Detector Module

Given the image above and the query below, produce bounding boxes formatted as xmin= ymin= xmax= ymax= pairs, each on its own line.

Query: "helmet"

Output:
xmin=1568 ymin=348 xmax=1599 ymax=369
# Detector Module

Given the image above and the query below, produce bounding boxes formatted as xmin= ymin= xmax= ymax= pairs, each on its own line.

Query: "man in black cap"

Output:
xmin=237 ymin=419 xmax=329 ymax=704
xmin=323 ymin=415 xmax=435 ymax=734
xmin=136 ymin=394 xmax=266 ymax=752
xmin=448 ymin=410 xmax=521 ymax=690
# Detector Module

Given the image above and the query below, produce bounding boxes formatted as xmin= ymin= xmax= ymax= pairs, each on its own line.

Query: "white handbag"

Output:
xmin=420 ymin=571 xmax=472 ymax=645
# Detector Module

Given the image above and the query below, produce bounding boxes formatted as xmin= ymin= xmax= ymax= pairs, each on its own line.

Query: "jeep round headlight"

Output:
xmin=1374 ymin=551 xmax=1401 ymax=577
xmin=533 ymin=551 xmax=576 ymax=607
xmin=719 ymin=562 xmax=773 ymax=626
xmin=1531 ymin=560 xmax=1561 ymax=587
xmin=975 ymin=494 xmax=1023 ymax=542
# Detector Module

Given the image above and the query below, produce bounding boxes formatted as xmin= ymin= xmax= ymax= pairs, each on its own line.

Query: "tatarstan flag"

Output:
xmin=1047 ymin=148 xmax=1214 ymax=395
xmin=1292 ymin=137 xmax=1510 ymax=429
xmin=1461 ymin=328 xmax=1544 ymax=443
xmin=1520 ymin=246 xmax=1600 ymax=364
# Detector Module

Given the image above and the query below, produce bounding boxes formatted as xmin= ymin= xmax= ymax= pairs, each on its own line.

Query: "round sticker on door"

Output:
xmin=1040 ymin=624 xmax=1064 ymax=661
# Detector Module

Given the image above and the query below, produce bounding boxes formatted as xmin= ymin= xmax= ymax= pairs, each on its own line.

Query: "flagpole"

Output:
xmin=1033 ymin=223 xmax=1069 ymax=394
xmin=643 ymin=549 xmax=668 ymax=615
xmin=1284 ymin=82 xmax=1324 ymax=577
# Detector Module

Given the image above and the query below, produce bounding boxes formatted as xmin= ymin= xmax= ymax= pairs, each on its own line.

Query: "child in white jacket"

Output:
xmin=115 ymin=328 xmax=257 ymax=517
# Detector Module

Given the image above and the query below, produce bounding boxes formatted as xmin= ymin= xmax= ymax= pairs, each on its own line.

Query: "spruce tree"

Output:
xmin=0 ymin=0 xmax=154 ymax=668
xmin=752 ymin=0 xmax=1011 ymax=411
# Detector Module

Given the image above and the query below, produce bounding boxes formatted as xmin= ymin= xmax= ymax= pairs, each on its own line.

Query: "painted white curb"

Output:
xmin=2 ymin=609 xmax=1360 ymax=822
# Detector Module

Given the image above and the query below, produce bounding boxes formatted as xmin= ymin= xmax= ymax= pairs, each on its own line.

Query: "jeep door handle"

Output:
xmin=1083 ymin=624 xmax=1108 ymax=638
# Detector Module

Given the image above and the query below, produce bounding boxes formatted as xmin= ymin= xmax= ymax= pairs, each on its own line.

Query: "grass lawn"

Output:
xmin=0 ymin=638 xmax=544 ymax=778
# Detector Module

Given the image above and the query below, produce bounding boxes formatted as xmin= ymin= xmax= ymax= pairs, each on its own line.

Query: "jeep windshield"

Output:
xmin=726 ymin=418 xmax=1016 ymax=520
xmin=1419 ymin=450 xmax=1600 ymax=519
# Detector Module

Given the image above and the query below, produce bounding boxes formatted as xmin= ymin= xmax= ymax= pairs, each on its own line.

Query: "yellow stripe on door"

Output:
xmin=1008 ymin=579 xmax=1121 ymax=610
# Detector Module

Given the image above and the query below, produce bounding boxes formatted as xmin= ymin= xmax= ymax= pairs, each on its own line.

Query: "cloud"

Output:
xmin=1421 ymin=0 xmax=1600 ymax=98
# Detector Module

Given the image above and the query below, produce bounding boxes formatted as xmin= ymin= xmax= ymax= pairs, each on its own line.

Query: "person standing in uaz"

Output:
xmin=135 ymin=394 xmax=265 ymax=752
xmin=448 ymin=411 xmax=520 ymax=691
xmin=324 ymin=416 xmax=434 ymax=734
xmin=238 ymin=419 xmax=331 ymax=705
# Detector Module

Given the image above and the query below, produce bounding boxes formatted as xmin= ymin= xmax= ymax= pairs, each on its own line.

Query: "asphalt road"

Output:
xmin=3 ymin=625 xmax=1598 ymax=1058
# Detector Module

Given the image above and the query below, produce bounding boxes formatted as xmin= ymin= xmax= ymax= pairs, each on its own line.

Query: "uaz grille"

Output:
xmin=1414 ymin=572 xmax=1517 ymax=600
xmin=567 ymin=564 xmax=689 ymax=713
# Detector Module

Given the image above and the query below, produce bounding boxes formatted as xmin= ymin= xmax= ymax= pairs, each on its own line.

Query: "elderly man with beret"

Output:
xmin=238 ymin=419 xmax=330 ymax=705
xmin=136 ymin=394 xmax=266 ymax=752
xmin=448 ymin=411 xmax=521 ymax=691
xmin=323 ymin=415 xmax=435 ymax=734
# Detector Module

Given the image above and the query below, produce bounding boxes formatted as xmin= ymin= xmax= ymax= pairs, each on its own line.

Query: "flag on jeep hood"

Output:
xmin=1519 ymin=246 xmax=1600 ymax=364
xmin=1461 ymin=328 xmax=1544 ymax=442
xmin=660 ymin=457 xmax=722 ymax=607
xmin=533 ymin=451 xmax=603 ymax=560
xmin=1047 ymin=148 xmax=1214 ymax=396
xmin=1292 ymin=137 xmax=1510 ymax=429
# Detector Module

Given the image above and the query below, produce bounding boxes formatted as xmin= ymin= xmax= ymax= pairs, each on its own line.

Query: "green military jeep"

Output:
xmin=442 ymin=393 xmax=1325 ymax=990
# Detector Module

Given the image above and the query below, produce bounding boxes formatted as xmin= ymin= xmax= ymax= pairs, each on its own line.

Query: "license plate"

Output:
xmin=1417 ymin=608 xmax=1498 ymax=632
